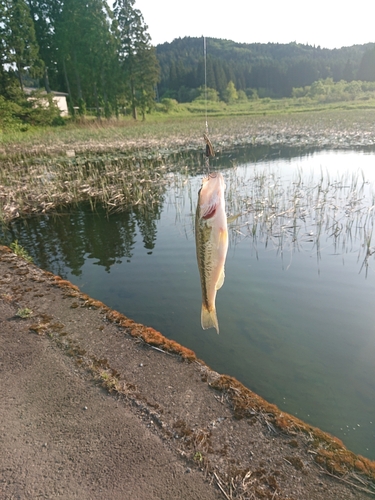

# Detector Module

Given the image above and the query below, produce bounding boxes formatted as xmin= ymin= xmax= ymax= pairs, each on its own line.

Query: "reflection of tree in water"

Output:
xmin=133 ymin=203 xmax=162 ymax=254
xmin=1 ymin=211 xmax=86 ymax=278
xmin=1 ymin=197 xmax=163 ymax=277
xmin=80 ymin=206 xmax=137 ymax=273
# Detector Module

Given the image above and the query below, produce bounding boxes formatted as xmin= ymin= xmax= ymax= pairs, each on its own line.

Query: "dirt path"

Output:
xmin=1 ymin=298 xmax=223 ymax=499
xmin=1 ymin=245 xmax=374 ymax=499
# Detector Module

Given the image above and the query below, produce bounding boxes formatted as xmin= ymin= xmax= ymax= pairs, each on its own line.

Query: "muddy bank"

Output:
xmin=1 ymin=245 xmax=374 ymax=499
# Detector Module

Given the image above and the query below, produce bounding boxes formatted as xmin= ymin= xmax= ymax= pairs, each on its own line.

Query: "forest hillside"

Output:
xmin=156 ymin=37 xmax=375 ymax=101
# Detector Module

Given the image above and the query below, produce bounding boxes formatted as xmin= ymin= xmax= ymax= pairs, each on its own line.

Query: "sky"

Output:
xmin=134 ymin=0 xmax=374 ymax=49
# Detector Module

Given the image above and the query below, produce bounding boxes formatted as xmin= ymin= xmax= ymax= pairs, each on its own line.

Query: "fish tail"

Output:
xmin=201 ymin=304 xmax=219 ymax=334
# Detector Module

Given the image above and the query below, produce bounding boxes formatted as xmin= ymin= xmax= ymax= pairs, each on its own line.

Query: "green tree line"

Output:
xmin=2 ymin=2 xmax=375 ymax=130
xmin=157 ymin=37 xmax=375 ymax=102
xmin=0 ymin=0 xmax=159 ymax=125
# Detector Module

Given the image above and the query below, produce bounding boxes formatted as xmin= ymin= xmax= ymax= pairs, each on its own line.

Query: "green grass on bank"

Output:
xmin=172 ymin=95 xmax=375 ymax=117
xmin=1 ymin=96 xmax=375 ymax=158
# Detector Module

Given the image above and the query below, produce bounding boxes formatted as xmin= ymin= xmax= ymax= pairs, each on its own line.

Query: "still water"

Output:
xmin=3 ymin=147 xmax=375 ymax=459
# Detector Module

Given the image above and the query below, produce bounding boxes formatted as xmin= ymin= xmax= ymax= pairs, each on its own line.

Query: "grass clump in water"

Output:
xmin=0 ymin=152 xmax=193 ymax=223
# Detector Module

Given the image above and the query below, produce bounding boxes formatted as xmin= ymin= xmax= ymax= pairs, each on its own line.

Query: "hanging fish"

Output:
xmin=195 ymin=172 xmax=228 ymax=334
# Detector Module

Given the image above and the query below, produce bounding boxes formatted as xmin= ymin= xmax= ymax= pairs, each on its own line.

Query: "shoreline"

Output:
xmin=1 ymin=244 xmax=374 ymax=499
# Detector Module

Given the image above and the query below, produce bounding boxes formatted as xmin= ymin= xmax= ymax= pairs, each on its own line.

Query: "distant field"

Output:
xmin=1 ymin=100 xmax=375 ymax=159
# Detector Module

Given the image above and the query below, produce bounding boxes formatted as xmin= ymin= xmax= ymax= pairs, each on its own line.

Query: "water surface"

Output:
xmin=3 ymin=147 xmax=375 ymax=459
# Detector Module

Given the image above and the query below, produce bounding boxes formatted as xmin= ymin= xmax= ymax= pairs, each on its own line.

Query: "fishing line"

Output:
xmin=203 ymin=36 xmax=214 ymax=176
xmin=204 ymin=36 xmax=208 ymax=136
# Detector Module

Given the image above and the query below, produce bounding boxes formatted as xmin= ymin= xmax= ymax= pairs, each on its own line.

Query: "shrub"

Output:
xmin=193 ymin=86 xmax=219 ymax=102
xmin=161 ymin=97 xmax=179 ymax=113
xmin=0 ymin=96 xmax=23 ymax=132
xmin=222 ymin=81 xmax=238 ymax=104
xmin=237 ymin=90 xmax=248 ymax=102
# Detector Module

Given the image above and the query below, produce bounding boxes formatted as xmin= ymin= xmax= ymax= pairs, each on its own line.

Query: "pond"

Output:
xmin=3 ymin=146 xmax=375 ymax=460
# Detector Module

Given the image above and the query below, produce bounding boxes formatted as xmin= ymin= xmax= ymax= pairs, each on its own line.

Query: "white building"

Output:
xmin=25 ymin=88 xmax=69 ymax=116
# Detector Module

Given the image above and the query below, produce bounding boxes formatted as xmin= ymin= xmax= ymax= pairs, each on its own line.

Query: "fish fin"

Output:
xmin=217 ymin=228 xmax=228 ymax=249
xmin=201 ymin=304 xmax=219 ymax=334
xmin=216 ymin=267 xmax=225 ymax=290
xmin=201 ymin=201 xmax=218 ymax=220
xmin=227 ymin=213 xmax=242 ymax=224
